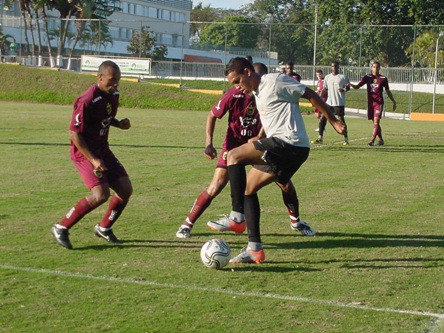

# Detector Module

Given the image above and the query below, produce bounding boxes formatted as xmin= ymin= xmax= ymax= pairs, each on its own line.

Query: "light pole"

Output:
xmin=432 ymin=31 xmax=443 ymax=114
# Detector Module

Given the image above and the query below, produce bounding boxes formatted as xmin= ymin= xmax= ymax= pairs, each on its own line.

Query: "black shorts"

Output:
xmin=252 ymin=137 xmax=310 ymax=184
xmin=330 ymin=106 xmax=345 ymax=117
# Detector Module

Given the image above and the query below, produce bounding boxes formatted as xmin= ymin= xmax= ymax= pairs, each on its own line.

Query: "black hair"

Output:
xmin=224 ymin=57 xmax=255 ymax=76
xmin=253 ymin=62 xmax=268 ymax=75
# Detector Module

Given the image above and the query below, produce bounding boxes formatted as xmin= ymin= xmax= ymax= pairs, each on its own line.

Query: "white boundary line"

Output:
xmin=1 ymin=264 xmax=443 ymax=320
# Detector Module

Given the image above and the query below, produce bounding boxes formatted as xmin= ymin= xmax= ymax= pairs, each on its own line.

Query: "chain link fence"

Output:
xmin=1 ymin=16 xmax=443 ymax=114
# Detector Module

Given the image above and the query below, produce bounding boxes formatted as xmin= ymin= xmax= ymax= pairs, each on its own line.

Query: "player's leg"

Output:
xmin=52 ymin=158 xmax=111 ymax=249
xmin=337 ymin=107 xmax=349 ymax=145
xmin=178 ymin=167 xmax=228 ymax=238
xmin=312 ymin=115 xmax=327 ymax=144
xmin=207 ymin=142 xmax=264 ymax=234
xmin=367 ymin=104 xmax=376 ymax=146
xmin=93 ymin=176 xmax=132 ymax=244
xmin=277 ymin=180 xmax=316 ymax=236
xmin=93 ymin=151 xmax=132 ymax=244
xmin=374 ymin=103 xmax=384 ymax=145
xmin=230 ymin=166 xmax=270 ymax=264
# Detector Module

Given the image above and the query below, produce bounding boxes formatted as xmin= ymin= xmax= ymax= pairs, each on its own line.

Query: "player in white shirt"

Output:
xmin=211 ymin=57 xmax=347 ymax=264
xmin=312 ymin=62 xmax=350 ymax=145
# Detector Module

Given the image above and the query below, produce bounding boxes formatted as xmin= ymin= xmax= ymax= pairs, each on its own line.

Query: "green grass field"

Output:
xmin=0 ymin=101 xmax=443 ymax=332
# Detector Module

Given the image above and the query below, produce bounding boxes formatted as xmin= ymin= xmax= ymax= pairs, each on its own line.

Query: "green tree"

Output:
xmin=406 ymin=31 xmax=444 ymax=68
xmin=198 ymin=15 xmax=260 ymax=50
xmin=127 ymin=27 xmax=168 ymax=60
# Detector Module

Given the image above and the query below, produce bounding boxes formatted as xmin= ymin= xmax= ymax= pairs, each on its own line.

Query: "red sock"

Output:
xmin=100 ymin=195 xmax=127 ymax=229
xmin=372 ymin=124 xmax=380 ymax=139
xmin=59 ymin=198 xmax=94 ymax=229
xmin=281 ymin=189 xmax=300 ymax=222
xmin=186 ymin=190 xmax=214 ymax=226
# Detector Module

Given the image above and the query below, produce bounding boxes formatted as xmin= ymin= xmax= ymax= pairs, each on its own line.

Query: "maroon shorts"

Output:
xmin=72 ymin=149 xmax=128 ymax=189
xmin=368 ymin=102 xmax=384 ymax=120
xmin=216 ymin=148 xmax=229 ymax=168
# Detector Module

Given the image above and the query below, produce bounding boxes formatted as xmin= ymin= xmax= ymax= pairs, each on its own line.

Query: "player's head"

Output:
xmin=225 ymin=57 xmax=259 ymax=93
xmin=98 ymin=60 xmax=121 ymax=94
xmin=371 ymin=61 xmax=381 ymax=75
xmin=245 ymin=55 xmax=253 ymax=64
xmin=253 ymin=62 xmax=268 ymax=76
xmin=285 ymin=61 xmax=294 ymax=74
xmin=316 ymin=69 xmax=323 ymax=79
xmin=330 ymin=61 xmax=339 ymax=74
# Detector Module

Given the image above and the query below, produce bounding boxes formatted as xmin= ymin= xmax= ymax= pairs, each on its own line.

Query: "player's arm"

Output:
xmin=204 ymin=111 xmax=218 ymax=159
xmin=385 ymin=88 xmax=397 ymax=111
xmin=248 ymin=127 xmax=265 ymax=143
xmin=350 ymin=78 xmax=364 ymax=90
xmin=69 ymin=131 xmax=107 ymax=171
xmin=302 ymin=88 xmax=347 ymax=136
xmin=111 ymin=118 xmax=131 ymax=130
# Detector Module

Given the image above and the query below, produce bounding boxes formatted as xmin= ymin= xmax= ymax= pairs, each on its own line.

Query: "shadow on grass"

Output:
xmin=265 ymin=231 xmax=444 ymax=250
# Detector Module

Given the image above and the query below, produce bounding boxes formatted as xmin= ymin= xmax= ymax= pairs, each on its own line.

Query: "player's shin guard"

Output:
xmin=100 ymin=195 xmax=127 ymax=229
xmin=372 ymin=123 xmax=380 ymax=139
xmin=187 ymin=190 xmax=214 ymax=225
xmin=245 ymin=193 xmax=261 ymax=243
xmin=228 ymin=164 xmax=246 ymax=213
xmin=281 ymin=185 xmax=299 ymax=222
xmin=59 ymin=197 xmax=94 ymax=228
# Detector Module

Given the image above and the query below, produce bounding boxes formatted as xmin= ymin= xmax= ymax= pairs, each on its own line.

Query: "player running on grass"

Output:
xmin=212 ymin=57 xmax=346 ymax=264
xmin=350 ymin=61 xmax=396 ymax=146
xmin=51 ymin=61 xmax=133 ymax=249
xmin=176 ymin=63 xmax=315 ymax=239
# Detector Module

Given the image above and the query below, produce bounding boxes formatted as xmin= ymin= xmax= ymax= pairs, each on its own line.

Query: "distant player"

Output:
xmin=176 ymin=62 xmax=315 ymax=239
xmin=285 ymin=61 xmax=301 ymax=82
xmin=313 ymin=69 xmax=327 ymax=131
xmin=351 ymin=61 xmax=396 ymax=146
xmin=51 ymin=60 xmax=133 ymax=249
xmin=313 ymin=62 xmax=350 ymax=145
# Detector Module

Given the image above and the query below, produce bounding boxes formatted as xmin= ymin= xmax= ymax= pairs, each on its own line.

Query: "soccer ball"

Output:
xmin=200 ymin=239 xmax=231 ymax=269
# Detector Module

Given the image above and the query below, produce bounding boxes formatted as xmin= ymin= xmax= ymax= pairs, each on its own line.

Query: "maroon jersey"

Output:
xmin=212 ymin=86 xmax=261 ymax=151
xmin=357 ymin=74 xmax=389 ymax=105
xmin=69 ymin=84 xmax=119 ymax=159
xmin=289 ymin=71 xmax=301 ymax=82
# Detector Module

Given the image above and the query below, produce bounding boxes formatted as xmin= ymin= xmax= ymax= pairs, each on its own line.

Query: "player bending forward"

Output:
xmin=211 ymin=57 xmax=346 ymax=264
xmin=176 ymin=63 xmax=315 ymax=239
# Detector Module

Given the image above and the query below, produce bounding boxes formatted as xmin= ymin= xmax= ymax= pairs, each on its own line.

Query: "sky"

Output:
xmin=195 ymin=0 xmax=254 ymax=10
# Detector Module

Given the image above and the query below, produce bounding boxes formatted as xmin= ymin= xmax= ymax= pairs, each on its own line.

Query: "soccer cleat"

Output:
xmin=367 ymin=141 xmax=375 ymax=146
xmin=315 ymin=128 xmax=320 ymax=132
xmin=176 ymin=225 xmax=191 ymax=239
xmin=207 ymin=215 xmax=246 ymax=234
xmin=51 ymin=225 xmax=73 ymax=249
xmin=311 ymin=138 xmax=323 ymax=144
xmin=94 ymin=224 xmax=122 ymax=244
xmin=229 ymin=247 xmax=265 ymax=264
xmin=343 ymin=141 xmax=349 ymax=146
xmin=377 ymin=140 xmax=384 ymax=146
xmin=290 ymin=221 xmax=316 ymax=236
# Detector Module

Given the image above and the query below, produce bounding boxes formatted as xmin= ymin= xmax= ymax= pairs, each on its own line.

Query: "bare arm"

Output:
xmin=303 ymin=88 xmax=347 ymax=136
xmin=248 ymin=127 xmax=266 ymax=143
xmin=204 ymin=111 xmax=218 ymax=159
xmin=385 ymin=88 xmax=397 ymax=111
xmin=111 ymin=118 xmax=131 ymax=129
xmin=69 ymin=131 xmax=107 ymax=171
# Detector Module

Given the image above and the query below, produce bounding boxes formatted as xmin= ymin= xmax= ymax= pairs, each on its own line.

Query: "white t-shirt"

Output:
xmin=253 ymin=73 xmax=309 ymax=148
xmin=324 ymin=73 xmax=350 ymax=106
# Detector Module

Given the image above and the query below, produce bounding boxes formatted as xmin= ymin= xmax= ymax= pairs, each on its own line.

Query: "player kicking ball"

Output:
xmin=213 ymin=57 xmax=346 ymax=264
